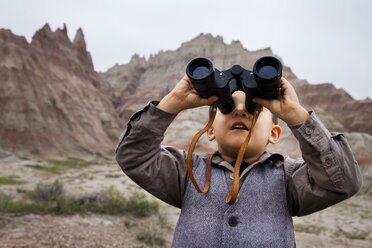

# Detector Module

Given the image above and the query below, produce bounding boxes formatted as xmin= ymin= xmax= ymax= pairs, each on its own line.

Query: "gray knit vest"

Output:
xmin=172 ymin=155 xmax=295 ymax=248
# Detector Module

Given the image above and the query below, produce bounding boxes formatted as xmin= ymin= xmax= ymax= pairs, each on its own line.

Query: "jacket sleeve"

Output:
xmin=284 ymin=111 xmax=363 ymax=216
xmin=115 ymin=101 xmax=192 ymax=208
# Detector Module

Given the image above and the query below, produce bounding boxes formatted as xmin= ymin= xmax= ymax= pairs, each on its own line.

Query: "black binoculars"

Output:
xmin=186 ymin=56 xmax=283 ymax=114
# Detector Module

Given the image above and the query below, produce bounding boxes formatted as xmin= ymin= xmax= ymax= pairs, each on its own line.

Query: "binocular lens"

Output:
xmin=186 ymin=57 xmax=213 ymax=81
xmin=257 ymin=65 xmax=278 ymax=79
xmin=192 ymin=66 xmax=211 ymax=80
xmin=186 ymin=57 xmax=215 ymax=97
xmin=253 ymin=56 xmax=282 ymax=94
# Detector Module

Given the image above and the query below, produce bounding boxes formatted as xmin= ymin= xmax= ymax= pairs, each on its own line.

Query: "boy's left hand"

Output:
xmin=252 ymin=77 xmax=310 ymax=126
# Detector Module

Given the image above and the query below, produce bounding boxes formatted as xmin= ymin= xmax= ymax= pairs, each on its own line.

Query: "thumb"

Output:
xmin=252 ymin=97 xmax=270 ymax=109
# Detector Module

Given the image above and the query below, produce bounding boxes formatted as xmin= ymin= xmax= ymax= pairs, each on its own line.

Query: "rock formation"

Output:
xmin=1 ymin=25 xmax=371 ymax=160
xmin=294 ymin=83 xmax=372 ymax=134
xmin=0 ymin=24 xmax=121 ymax=158
xmin=102 ymin=33 xmax=372 ymax=158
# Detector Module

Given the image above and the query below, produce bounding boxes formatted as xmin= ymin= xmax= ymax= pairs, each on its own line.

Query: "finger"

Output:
xmin=181 ymin=74 xmax=193 ymax=88
xmin=278 ymin=87 xmax=284 ymax=100
xmin=201 ymin=95 xmax=219 ymax=105
xmin=280 ymin=77 xmax=299 ymax=101
xmin=280 ymin=77 xmax=290 ymax=91
xmin=182 ymin=73 xmax=191 ymax=82
xmin=190 ymin=88 xmax=199 ymax=95
xmin=280 ymin=77 xmax=297 ymax=93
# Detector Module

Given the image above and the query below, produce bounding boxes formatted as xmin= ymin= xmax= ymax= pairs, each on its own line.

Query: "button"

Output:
xmin=305 ymin=127 xmax=313 ymax=135
xmin=324 ymin=158 xmax=332 ymax=167
xmin=228 ymin=216 xmax=238 ymax=227
xmin=230 ymin=173 xmax=234 ymax=180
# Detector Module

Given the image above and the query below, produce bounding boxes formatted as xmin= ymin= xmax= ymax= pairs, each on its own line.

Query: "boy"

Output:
xmin=115 ymin=75 xmax=362 ymax=247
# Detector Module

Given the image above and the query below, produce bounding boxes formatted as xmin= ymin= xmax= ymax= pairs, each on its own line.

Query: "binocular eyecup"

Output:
xmin=186 ymin=56 xmax=282 ymax=114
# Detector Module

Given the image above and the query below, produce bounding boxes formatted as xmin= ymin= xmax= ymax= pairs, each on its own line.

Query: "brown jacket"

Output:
xmin=115 ymin=102 xmax=362 ymax=216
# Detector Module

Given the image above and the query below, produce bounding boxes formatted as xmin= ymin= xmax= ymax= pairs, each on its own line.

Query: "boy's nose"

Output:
xmin=232 ymin=105 xmax=248 ymax=118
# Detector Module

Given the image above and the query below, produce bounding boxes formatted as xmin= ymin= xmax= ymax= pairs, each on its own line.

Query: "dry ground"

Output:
xmin=0 ymin=154 xmax=371 ymax=247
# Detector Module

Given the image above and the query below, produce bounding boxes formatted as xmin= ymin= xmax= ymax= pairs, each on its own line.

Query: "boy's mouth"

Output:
xmin=230 ymin=121 xmax=249 ymax=131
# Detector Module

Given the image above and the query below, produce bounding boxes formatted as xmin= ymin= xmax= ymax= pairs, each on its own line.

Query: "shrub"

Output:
xmin=30 ymin=180 xmax=64 ymax=202
xmin=136 ymin=220 xmax=166 ymax=247
xmin=0 ymin=183 xmax=159 ymax=217
xmin=127 ymin=192 xmax=159 ymax=217
xmin=78 ymin=186 xmax=128 ymax=214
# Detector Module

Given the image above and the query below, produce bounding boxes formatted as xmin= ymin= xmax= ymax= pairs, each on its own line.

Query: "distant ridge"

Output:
xmin=0 ymin=24 xmax=120 ymax=158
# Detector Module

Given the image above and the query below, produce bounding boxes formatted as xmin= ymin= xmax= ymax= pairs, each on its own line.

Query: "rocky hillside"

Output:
xmin=103 ymin=33 xmax=372 ymax=158
xmin=0 ymin=24 xmax=121 ymax=158
xmin=103 ymin=34 xmax=300 ymax=121
xmin=1 ymin=25 xmax=371 ymax=160
xmin=295 ymin=83 xmax=372 ymax=134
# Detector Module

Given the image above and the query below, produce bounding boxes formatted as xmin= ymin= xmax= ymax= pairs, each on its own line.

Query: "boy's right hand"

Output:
xmin=157 ymin=75 xmax=218 ymax=114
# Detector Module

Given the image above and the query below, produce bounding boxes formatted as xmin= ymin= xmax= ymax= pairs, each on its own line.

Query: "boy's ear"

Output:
xmin=268 ymin=125 xmax=281 ymax=144
xmin=207 ymin=127 xmax=216 ymax=141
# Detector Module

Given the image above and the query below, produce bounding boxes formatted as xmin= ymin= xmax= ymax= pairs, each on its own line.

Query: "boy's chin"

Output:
xmin=221 ymin=144 xmax=262 ymax=161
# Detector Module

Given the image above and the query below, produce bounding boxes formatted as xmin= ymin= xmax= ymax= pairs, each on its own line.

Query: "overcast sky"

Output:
xmin=1 ymin=0 xmax=371 ymax=99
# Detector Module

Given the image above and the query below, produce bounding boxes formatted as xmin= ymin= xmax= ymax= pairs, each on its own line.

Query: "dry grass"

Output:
xmin=333 ymin=227 xmax=370 ymax=240
xmin=294 ymin=223 xmax=325 ymax=234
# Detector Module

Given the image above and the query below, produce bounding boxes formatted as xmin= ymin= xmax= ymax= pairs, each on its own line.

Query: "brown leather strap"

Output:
xmin=186 ymin=102 xmax=218 ymax=193
xmin=225 ymin=105 xmax=262 ymax=205
xmin=186 ymin=103 xmax=262 ymax=203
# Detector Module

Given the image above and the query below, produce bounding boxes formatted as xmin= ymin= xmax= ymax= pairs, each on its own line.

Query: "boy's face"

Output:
xmin=207 ymin=91 xmax=281 ymax=163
